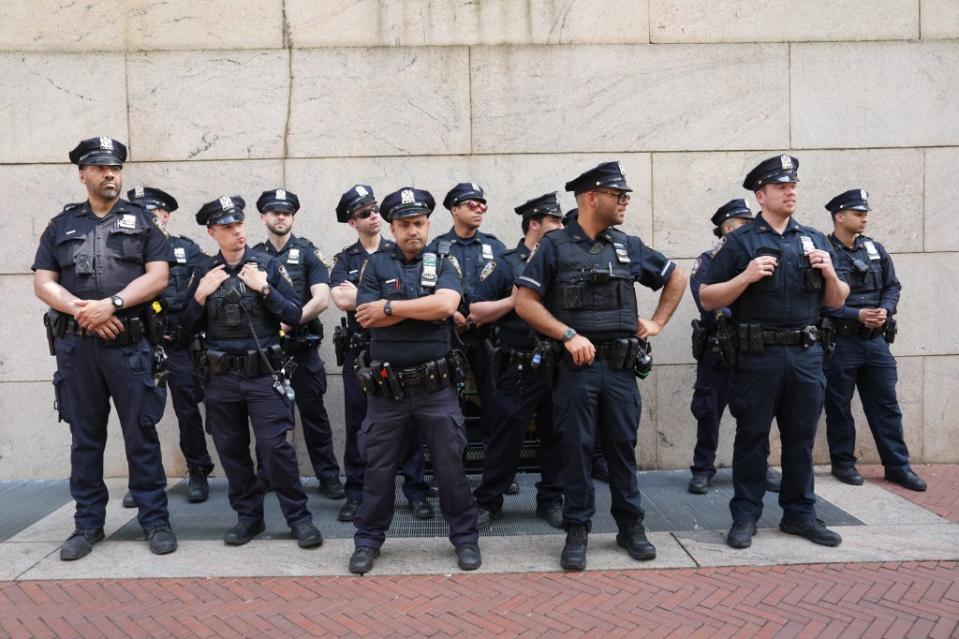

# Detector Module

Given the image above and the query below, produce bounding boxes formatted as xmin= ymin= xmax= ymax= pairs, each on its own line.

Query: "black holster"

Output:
xmin=690 ymin=319 xmax=708 ymax=361
xmin=715 ymin=312 xmax=737 ymax=368
xmin=819 ymin=317 xmax=837 ymax=358
xmin=884 ymin=317 xmax=898 ymax=344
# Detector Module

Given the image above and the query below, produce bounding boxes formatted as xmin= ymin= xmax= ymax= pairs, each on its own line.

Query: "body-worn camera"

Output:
xmin=75 ymin=252 xmax=94 ymax=275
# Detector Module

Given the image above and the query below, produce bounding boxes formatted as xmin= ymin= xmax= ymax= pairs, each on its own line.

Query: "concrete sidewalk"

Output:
xmin=1 ymin=465 xmax=957 ymax=637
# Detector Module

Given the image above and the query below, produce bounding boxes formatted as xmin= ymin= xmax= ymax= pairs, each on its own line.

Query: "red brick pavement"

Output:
xmin=862 ymin=464 xmax=959 ymax=523
xmin=1 ymin=561 xmax=958 ymax=638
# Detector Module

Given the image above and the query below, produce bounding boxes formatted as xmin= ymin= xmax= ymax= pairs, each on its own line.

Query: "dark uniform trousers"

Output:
xmin=290 ymin=346 xmax=340 ymax=480
xmin=824 ymin=335 xmax=909 ymax=470
xmin=54 ymin=335 xmax=169 ymax=529
xmin=354 ymin=385 xmax=478 ymax=550
xmin=690 ymin=352 xmax=732 ymax=478
xmin=728 ymin=345 xmax=824 ymax=525
xmin=463 ymin=331 xmax=496 ymax=437
xmin=474 ymin=364 xmax=563 ymax=513
xmin=553 ymin=359 xmax=644 ymax=530
xmin=163 ymin=345 xmax=213 ymax=469
xmin=342 ymin=348 xmax=428 ymax=504
xmin=205 ymin=371 xmax=311 ymax=527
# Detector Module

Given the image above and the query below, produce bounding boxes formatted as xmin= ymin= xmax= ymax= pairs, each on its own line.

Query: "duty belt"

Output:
xmin=48 ymin=312 xmax=145 ymax=346
xmin=207 ymin=345 xmax=282 ymax=377
xmin=832 ymin=317 xmax=883 ymax=339
xmin=736 ymin=323 xmax=819 ymax=353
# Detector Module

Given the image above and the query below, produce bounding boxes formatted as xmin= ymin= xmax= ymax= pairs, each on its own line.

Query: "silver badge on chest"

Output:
xmin=799 ymin=235 xmax=816 ymax=253
xmin=481 ymin=243 xmax=494 ymax=261
xmin=287 ymin=248 xmax=301 ymax=264
xmin=863 ymin=240 xmax=880 ymax=261
xmin=117 ymin=214 xmax=137 ymax=230
xmin=613 ymin=242 xmax=630 ymax=264
xmin=173 ymin=247 xmax=187 ymax=263
xmin=421 ymin=252 xmax=438 ymax=288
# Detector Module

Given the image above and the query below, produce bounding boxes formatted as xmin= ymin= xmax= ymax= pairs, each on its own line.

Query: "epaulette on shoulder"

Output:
xmin=250 ymin=241 xmax=268 ymax=252
xmin=59 ymin=202 xmax=83 ymax=215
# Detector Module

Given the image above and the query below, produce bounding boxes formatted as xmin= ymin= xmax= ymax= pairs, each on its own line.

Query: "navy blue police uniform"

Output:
xmin=180 ymin=196 xmax=319 ymax=543
xmin=253 ymin=188 xmax=342 ymax=495
xmin=128 ymin=186 xmax=215 ymax=498
xmin=822 ymin=190 xmax=923 ymax=490
xmin=471 ymin=193 xmax=565 ymax=524
xmin=703 ymin=155 xmax=835 ymax=533
xmin=426 ymin=183 xmax=506 ymax=439
xmin=517 ymin=165 xmax=677 ymax=538
xmin=32 ymin=137 xmax=173 ymax=547
xmin=352 ymin=187 xmax=478 ymax=569
xmin=330 ymin=185 xmax=428 ymax=515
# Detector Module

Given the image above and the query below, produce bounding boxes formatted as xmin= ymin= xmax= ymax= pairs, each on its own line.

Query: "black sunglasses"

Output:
xmin=352 ymin=204 xmax=379 ymax=220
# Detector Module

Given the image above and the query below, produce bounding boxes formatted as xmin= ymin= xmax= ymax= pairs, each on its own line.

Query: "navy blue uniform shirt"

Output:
xmin=180 ymin=246 xmax=302 ymax=352
xmin=330 ymin=237 xmax=394 ymax=334
xmin=690 ymin=246 xmax=732 ymax=328
xmin=32 ymin=199 xmax=173 ymax=301
xmin=516 ymin=217 xmax=676 ymax=299
xmin=703 ymin=213 xmax=835 ymax=329
xmin=426 ymin=228 xmax=505 ymax=309
xmin=824 ymin=233 xmax=900 ymax=321
xmin=253 ymin=235 xmax=329 ymax=306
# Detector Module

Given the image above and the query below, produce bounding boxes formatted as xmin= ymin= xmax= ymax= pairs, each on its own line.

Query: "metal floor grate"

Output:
xmin=109 ymin=469 xmax=861 ymax=541
xmin=0 ymin=480 xmax=72 ymax=542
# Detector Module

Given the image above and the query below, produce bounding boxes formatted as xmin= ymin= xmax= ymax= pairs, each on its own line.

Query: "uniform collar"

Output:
xmin=79 ymin=199 xmax=126 ymax=221
xmin=214 ymin=246 xmax=255 ymax=272
xmin=564 ymin=217 xmax=615 ymax=244
xmin=754 ymin=213 xmax=800 ymax=235
xmin=446 ymin=228 xmax=482 ymax=245
xmin=514 ymin=239 xmax=531 ymax=258
xmin=391 ymin=242 xmax=422 ymax=264
xmin=263 ymin=234 xmax=297 ymax=256
xmin=828 ymin=231 xmax=864 ymax=251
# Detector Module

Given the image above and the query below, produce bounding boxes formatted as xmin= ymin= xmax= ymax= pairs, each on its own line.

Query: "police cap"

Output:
xmin=69 ymin=136 xmax=127 ymax=167
xmin=443 ymin=182 xmax=486 ymax=210
xmin=381 ymin=187 xmax=435 ymax=222
xmin=335 ymin=184 xmax=376 ymax=223
xmin=710 ymin=199 xmax=752 ymax=237
xmin=564 ymin=161 xmax=632 ymax=195
xmin=825 ymin=189 xmax=871 ymax=214
xmin=742 ymin=154 xmax=800 ymax=191
xmin=256 ymin=188 xmax=300 ymax=214
xmin=127 ymin=186 xmax=178 ymax=213
xmin=514 ymin=192 xmax=563 ymax=219
xmin=196 ymin=195 xmax=246 ymax=226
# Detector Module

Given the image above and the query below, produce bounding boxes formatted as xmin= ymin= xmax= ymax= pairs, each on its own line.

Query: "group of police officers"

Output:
xmin=32 ymin=136 xmax=926 ymax=574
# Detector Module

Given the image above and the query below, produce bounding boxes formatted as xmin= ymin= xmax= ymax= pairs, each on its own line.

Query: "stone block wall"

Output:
xmin=1 ymin=1 xmax=956 ymax=479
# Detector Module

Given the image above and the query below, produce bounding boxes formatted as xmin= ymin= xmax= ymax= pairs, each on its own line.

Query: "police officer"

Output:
xmin=349 ymin=187 xmax=480 ymax=575
xmin=470 ymin=192 xmax=566 ymax=529
xmin=125 ymin=186 xmax=215 ymax=505
xmin=426 ymin=183 xmax=506 ymax=454
xmin=253 ymin=188 xmax=345 ymax=500
xmin=180 ymin=196 xmax=323 ymax=548
xmin=822 ymin=190 xmax=926 ymax=491
xmin=32 ymin=136 xmax=177 ymax=560
xmin=516 ymin=162 xmax=687 ymax=571
xmin=699 ymin=155 xmax=850 ymax=549
xmin=330 ymin=185 xmax=432 ymax=523
xmin=687 ymin=200 xmax=781 ymax=495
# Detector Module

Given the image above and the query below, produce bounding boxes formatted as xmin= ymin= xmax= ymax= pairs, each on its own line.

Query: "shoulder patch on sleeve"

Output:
xmin=358 ymin=258 xmax=370 ymax=283
xmin=708 ymin=236 xmax=727 ymax=258
xmin=690 ymin=257 xmax=701 ymax=279
xmin=527 ymin=241 xmax=541 ymax=262
xmin=313 ymin=248 xmax=331 ymax=269
xmin=479 ymin=260 xmax=497 ymax=282
xmin=150 ymin=216 xmax=171 ymax=238
xmin=278 ymin=264 xmax=293 ymax=286
xmin=447 ymin=255 xmax=463 ymax=278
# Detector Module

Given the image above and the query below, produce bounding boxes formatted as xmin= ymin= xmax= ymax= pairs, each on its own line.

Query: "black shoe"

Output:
xmin=146 ymin=525 xmax=178 ymax=555
xmin=884 ymin=467 xmax=927 ymax=491
xmin=765 ymin=469 xmax=782 ymax=493
xmin=592 ymin=466 xmax=610 ymax=483
xmin=349 ymin=547 xmax=379 ymax=575
xmin=319 ymin=476 xmax=346 ymax=499
xmin=505 ymin=480 xmax=520 ymax=495
xmin=560 ymin=524 xmax=588 ymax=571
xmin=726 ymin=521 xmax=757 ymax=549
xmin=338 ymin=500 xmax=360 ymax=522
xmin=455 ymin=544 xmax=482 ymax=571
xmin=535 ymin=503 xmax=564 ymax=529
xmin=616 ymin=521 xmax=657 ymax=560
xmin=831 ymin=465 xmax=864 ymax=486
xmin=688 ymin=475 xmax=710 ymax=495
xmin=59 ymin=527 xmax=105 ymax=561
xmin=187 ymin=465 xmax=212 ymax=503
xmin=224 ymin=519 xmax=265 ymax=546
xmin=122 ymin=491 xmax=136 ymax=508
xmin=292 ymin=522 xmax=323 ymax=549
xmin=476 ymin=507 xmax=502 ymax=528
xmin=410 ymin=499 xmax=434 ymax=520
xmin=779 ymin=518 xmax=842 ymax=547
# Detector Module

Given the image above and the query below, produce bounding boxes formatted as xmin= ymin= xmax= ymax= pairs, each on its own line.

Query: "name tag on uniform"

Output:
xmin=118 ymin=214 xmax=136 ymax=230
xmin=800 ymin=235 xmax=816 ymax=252
xmin=613 ymin=242 xmax=631 ymax=264
xmin=287 ymin=248 xmax=300 ymax=263
xmin=863 ymin=241 xmax=881 ymax=261
xmin=421 ymin=252 xmax=438 ymax=288
xmin=173 ymin=247 xmax=187 ymax=264
xmin=481 ymin=243 xmax=494 ymax=261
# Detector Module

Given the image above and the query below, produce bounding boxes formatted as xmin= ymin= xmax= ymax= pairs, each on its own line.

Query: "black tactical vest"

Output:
xmin=161 ymin=236 xmax=195 ymax=313
xmin=205 ymin=274 xmax=278 ymax=341
xmin=544 ymin=230 xmax=638 ymax=343
xmin=497 ymin=250 xmax=536 ymax=350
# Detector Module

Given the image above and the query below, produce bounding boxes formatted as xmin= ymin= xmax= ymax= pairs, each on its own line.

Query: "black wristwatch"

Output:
xmin=384 ymin=300 xmax=393 ymax=316
xmin=561 ymin=327 xmax=577 ymax=342
xmin=110 ymin=295 xmax=124 ymax=310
